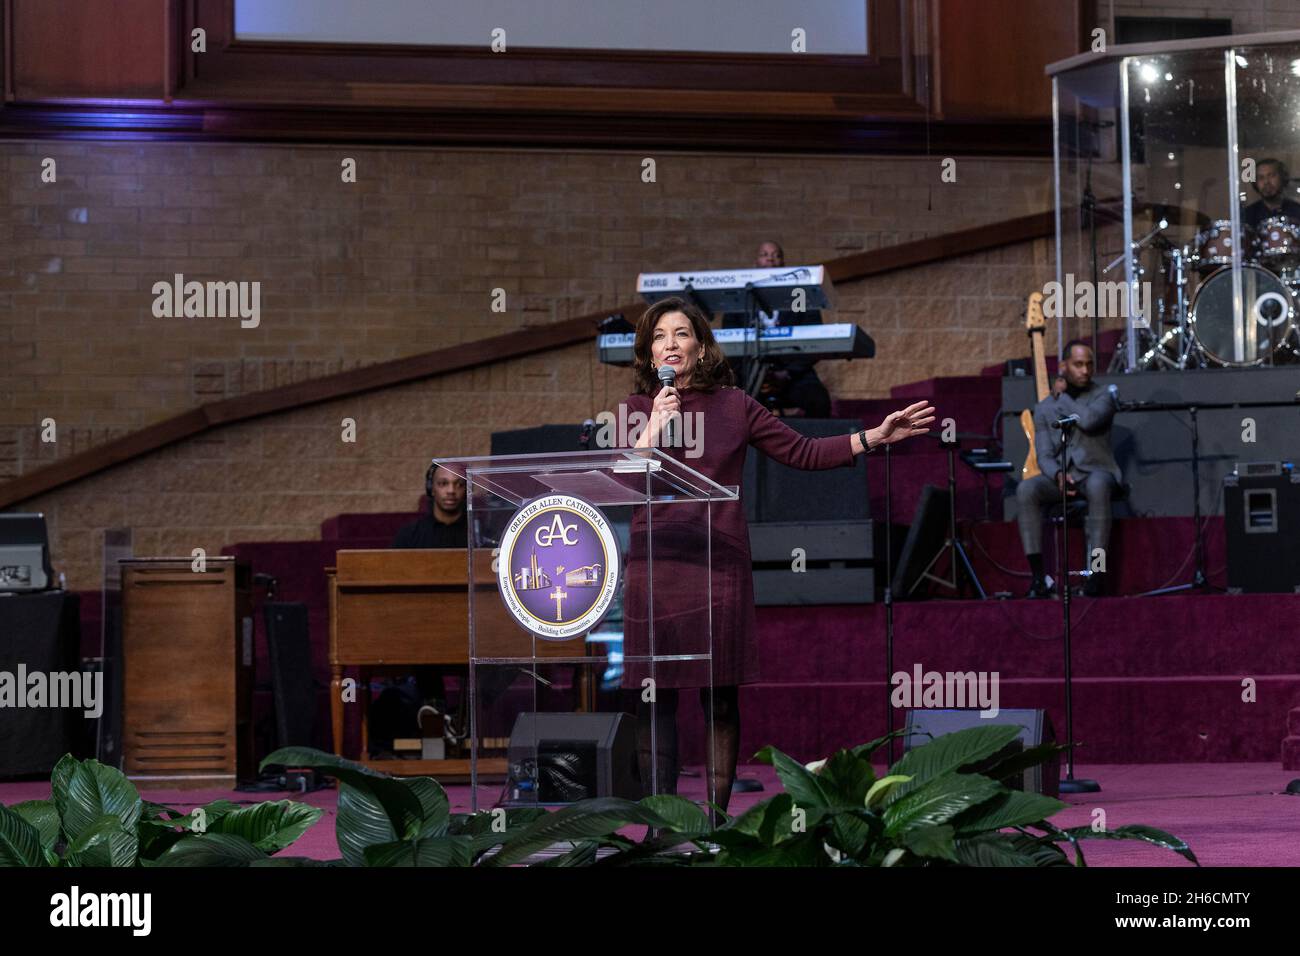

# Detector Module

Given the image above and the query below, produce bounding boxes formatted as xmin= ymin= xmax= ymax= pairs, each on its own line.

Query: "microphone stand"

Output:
xmin=1056 ymin=416 xmax=1100 ymax=794
xmin=884 ymin=441 xmax=897 ymax=765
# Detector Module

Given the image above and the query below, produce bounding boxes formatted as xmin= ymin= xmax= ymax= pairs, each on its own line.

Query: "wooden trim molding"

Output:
xmin=0 ymin=210 xmax=1057 ymax=508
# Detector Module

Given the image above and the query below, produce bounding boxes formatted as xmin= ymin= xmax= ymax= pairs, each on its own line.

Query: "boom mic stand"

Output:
xmin=1055 ymin=416 xmax=1100 ymax=794
xmin=909 ymin=433 xmax=987 ymax=600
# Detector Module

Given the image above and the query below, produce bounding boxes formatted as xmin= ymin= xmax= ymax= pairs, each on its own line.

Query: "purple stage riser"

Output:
xmin=676 ymin=677 xmax=1300 ymax=765
xmin=751 ymin=595 xmax=1300 ymax=681
xmin=964 ymin=516 xmax=1230 ymax=596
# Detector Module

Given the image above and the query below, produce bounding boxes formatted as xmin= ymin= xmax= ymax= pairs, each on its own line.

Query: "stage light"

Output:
xmin=1167 ymin=152 xmax=1176 ymax=160
xmin=1164 ymin=72 xmax=1173 ymax=81
xmin=1235 ymin=55 xmax=1248 ymax=68
xmin=1140 ymin=63 xmax=1159 ymax=84
xmin=1174 ymin=182 xmax=1182 ymax=190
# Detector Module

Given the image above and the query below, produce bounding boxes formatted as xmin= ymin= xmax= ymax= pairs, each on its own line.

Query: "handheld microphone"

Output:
xmin=579 ymin=418 xmax=595 ymax=450
xmin=1052 ymin=414 xmax=1081 ymax=430
xmin=657 ymin=365 xmax=677 ymax=446
xmin=1107 ymin=383 xmax=1120 ymax=407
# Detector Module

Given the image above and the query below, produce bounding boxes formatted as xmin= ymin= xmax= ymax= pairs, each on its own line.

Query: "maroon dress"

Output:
xmin=619 ymin=385 xmax=856 ymax=689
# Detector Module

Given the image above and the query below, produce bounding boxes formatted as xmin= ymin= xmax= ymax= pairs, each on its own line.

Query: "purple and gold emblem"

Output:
xmin=497 ymin=494 xmax=620 ymax=640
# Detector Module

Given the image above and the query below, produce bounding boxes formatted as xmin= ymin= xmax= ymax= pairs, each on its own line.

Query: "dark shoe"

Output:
xmin=1025 ymin=577 xmax=1056 ymax=599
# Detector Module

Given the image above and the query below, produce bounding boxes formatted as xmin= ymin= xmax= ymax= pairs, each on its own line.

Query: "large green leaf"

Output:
xmin=337 ymin=782 xmax=398 ymax=867
xmin=1061 ymin=824 xmax=1199 ymax=865
xmin=903 ymin=824 xmax=958 ymax=862
xmin=0 ymin=804 xmax=45 ymax=867
xmin=10 ymin=801 xmax=59 ymax=852
xmin=753 ymin=746 xmax=834 ymax=811
xmin=63 ymin=815 xmax=139 ymax=867
xmin=828 ymin=810 xmax=880 ymax=857
xmin=979 ymin=741 xmax=1068 ymax=786
xmin=403 ymin=778 xmax=450 ymax=839
xmin=882 ymin=772 xmax=1003 ymax=836
xmin=714 ymin=833 xmax=831 ymax=867
xmin=532 ymin=840 xmax=601 ymax=867
xmin=483 ymin=798 xmax=669 ymax=867
xmin=637 ymin=795 xmax=710 ymax=835
xmin=885 ymin=725 xmax=1022 ymax=806
xmin=261 ymin=747 xmax=424 ymax=841
xmin=952 ymin=790 xmax=1065 ymax=836
xmin=59 ymin=760 xmax=143 ymax=845
xmin=205 ymin=800 xmax=323 ymax=853
xmin=145 ymin=832 xmax=266 ymax=867
xmin=818 ymin=750 xmax=876 ymax=807
xmin=363 ymin=835 xmax=474 ymax=867
xmin=49 ymin=754 xmax=77 ymax=833
xmin=951 ymin=834 xmax=1045 ymax=867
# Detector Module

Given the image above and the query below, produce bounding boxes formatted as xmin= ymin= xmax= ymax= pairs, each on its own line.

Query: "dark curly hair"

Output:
xmin=632 ymin=296 xmax=735 ymax=395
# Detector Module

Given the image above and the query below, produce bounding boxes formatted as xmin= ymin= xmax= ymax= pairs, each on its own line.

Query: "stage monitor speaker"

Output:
xmin=491 ymin=424 xmax=586 ymax=456
xmin=0 ymin=591 xmax=81 ymax=777
xmin=1224 ymin=465 xmax=1300 ymax=592
xmin=263 ymin=601 xmax=316 ymax=752
xmin=893 ymin=484 xmax=951 ymax=599
xmin=743 ymin=417 xmax=868 ymax=523
xmin=903 ymin=708 xmax=1059 ymax=798
xmin=504 ymin=712 xmax=639 ymax=805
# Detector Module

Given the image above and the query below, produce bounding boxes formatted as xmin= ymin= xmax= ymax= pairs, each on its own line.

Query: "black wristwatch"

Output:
xmin=858 ymin=428 xmax=874 ymax=453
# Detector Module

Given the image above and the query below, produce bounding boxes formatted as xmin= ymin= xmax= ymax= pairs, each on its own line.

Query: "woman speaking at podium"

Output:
xmin=621 ymin=296 xmax=934 ymax=821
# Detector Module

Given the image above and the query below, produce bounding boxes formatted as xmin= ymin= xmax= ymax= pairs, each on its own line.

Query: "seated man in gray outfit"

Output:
xmin=1016 ymin=340 xmax=1121 ymax=598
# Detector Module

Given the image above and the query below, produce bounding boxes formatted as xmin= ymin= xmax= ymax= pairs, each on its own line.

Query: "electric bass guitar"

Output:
xmin=1019 ymin=291 xmax=1049 ymax=480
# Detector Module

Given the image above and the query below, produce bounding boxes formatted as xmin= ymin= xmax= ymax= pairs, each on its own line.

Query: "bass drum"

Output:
xmin=1189 ymin=265 xmax=1296 ymax=367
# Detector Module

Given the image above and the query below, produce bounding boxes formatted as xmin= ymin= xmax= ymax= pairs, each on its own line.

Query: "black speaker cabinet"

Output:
xmin=264 ymin=601 xmax=315 ymax=751
xmin=1224 ymin=466 xmax=1300 ymax=593
xmin=743 ymin=417 xmax=868 ymax=522
xmin=0 ymin=591 xmax=82 ymax=777
xmin=504 ymin=712 xmax=639 ymax=805
xmin=903 ymin=708 xmax=1059 ymax=798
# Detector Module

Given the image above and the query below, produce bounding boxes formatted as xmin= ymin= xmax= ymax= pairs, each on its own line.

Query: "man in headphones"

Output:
xmin=391 ymin=463 xmax=467 ymax=549
xmin=1243 ymin=158 xmax=1300 ymax=231
xmin=374 ymin=463 xmax=468 ymax=757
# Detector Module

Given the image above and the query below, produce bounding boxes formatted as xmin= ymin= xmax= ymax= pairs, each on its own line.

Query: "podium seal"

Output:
xmin=496 ymin=494 xmax=620 ymax=640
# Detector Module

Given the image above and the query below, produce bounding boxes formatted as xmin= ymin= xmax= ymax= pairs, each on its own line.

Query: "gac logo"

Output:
xmin=534 ymin=514 xmax=578 ymax=548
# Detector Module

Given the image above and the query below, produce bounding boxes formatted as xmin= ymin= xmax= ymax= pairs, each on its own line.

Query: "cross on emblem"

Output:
xmin=549 ymin=586 xmax=568 ymax=621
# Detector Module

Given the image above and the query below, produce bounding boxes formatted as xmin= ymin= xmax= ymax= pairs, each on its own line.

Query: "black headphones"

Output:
xmin=425 ymin=462 xmax=436 ymax=499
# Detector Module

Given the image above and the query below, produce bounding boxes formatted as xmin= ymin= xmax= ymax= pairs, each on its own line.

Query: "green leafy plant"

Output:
xmin=256 ymin=727 xmax=1197 ymax=867
xmin=0 ymin=754 xmax=322 ymax=867
xmin=1 ymin=728 xmax=1197 ymax=868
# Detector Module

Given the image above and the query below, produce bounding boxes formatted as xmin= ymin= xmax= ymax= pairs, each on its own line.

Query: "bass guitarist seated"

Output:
xmin=1016 ymin=340 xmax=1122 ymax=598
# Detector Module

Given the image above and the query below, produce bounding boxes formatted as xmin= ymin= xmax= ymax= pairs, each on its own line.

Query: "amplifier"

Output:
xmin=1224 ymin=463 xmax=1300 ymax=593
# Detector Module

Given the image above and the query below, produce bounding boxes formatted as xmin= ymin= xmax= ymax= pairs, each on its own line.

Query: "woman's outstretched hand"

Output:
xmin=873 ymin=400 xmax=936 ymax=446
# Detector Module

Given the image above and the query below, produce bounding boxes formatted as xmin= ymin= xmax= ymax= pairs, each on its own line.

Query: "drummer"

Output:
xmin=1243 ymin=158 xmax=1300 ymax=231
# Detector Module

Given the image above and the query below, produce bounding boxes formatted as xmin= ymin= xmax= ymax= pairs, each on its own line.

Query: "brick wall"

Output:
xmin=1 ymin=141 xmax=1059 ymax=588
xmin=1101 ymin=0 xmax=1300 ymax=35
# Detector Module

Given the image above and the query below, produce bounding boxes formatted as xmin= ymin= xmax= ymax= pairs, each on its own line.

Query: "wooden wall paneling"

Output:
xmin=937 ymin=0 xmax=1085 ymax=119
xmin=10 ymin=0 xmax=166 ymax=99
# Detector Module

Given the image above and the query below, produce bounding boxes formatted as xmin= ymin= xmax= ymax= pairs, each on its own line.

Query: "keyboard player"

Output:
xmin=720 ymin=241 xmax=832 ymax=418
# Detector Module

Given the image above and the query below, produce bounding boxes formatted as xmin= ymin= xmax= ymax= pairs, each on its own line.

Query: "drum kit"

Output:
xmin=1128 ymin=214 xmax=1300 ymax=370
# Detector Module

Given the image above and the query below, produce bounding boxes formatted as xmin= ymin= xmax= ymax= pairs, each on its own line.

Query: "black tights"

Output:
xmin=635 ymin=685 xmax=741 ymax=824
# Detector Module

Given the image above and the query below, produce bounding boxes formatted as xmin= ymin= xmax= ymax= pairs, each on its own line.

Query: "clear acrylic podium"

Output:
xmin=431 ymin=447 xmax=739 ymax=812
